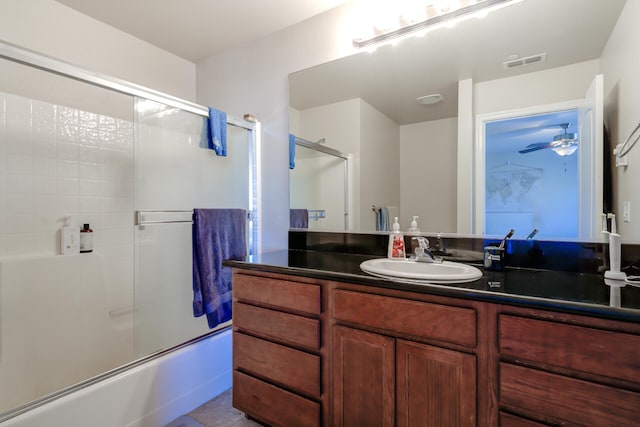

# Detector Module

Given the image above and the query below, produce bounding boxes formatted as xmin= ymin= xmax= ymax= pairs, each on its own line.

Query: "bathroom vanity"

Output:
xmin=227 ymin=234 xmax=640 ymax=427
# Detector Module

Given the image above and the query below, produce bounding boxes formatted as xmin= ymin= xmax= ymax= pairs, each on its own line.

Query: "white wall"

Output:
xmin=0 ymin=0 xmax=196 ymax=101
xmin=294 ymin=99 xmax=360 ymax=229
xmin=360 ymin=100 xmax=400 ymax=229
xmin=400 ymin=117 xmax=458 ymax=233
xmin=601 ymin=0 xmax=640 ymax=241
xmin=474 ymin=60 xmax=600 ymax=115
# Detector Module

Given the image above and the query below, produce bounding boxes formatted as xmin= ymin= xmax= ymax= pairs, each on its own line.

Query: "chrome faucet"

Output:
xmin=432 ymin=233 xmax=449 ymax=256
xmin=411 ymin=237 xmax=443 ymax=263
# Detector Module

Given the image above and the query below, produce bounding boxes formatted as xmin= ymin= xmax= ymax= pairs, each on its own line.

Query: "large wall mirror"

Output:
xmin=289 ymin=0 xmax=633 ymax=241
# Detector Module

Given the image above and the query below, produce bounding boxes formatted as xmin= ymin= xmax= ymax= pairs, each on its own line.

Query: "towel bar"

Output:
xmin=308 ymin=209 xmax=326 ymax=221
xmin=136 ymin=210 xmax=193 ymax=226
xmin=137 ymin=210 xmax=254 ymax=226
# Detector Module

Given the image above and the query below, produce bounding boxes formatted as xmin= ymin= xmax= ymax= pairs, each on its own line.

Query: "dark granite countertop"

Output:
xmin=224 ymin=249 xmax=640 ymax=323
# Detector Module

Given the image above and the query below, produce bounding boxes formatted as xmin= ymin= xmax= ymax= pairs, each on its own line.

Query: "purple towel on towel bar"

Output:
xmin=290 ymin=209 xmax=309 ymax=228
xmin=192 ymin=208 xmax=247 ymax=328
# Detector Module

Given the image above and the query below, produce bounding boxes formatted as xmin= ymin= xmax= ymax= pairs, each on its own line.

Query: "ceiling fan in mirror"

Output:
xmin=518 ymin=123 xmax=578 ymax=156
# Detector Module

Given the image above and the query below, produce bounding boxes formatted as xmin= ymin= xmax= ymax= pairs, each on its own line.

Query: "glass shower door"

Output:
xmin=290 ymin=144 xmax=348 ymax=231
xmin=134 ymin=98 xmax=251 ymax=356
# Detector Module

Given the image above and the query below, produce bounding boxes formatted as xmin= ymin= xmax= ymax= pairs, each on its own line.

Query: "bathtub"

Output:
xmin=0 ymin=253 xmax=232 ymax=426
xmin=1 ymin=329 xmax=232 ymax=427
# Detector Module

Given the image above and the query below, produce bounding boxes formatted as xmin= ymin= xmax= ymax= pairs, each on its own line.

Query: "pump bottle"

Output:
xmin=60 ymin=216 xmax=80 ymax=255
xmin=388 ymin=217 xmax=406 ymax=260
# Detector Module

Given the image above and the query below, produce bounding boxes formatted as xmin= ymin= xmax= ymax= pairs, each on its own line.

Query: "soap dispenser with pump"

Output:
xmin=388 ymin=217 xmax=406 ymax=260
xmin=60 ymin=216 xmax=80 ymax=255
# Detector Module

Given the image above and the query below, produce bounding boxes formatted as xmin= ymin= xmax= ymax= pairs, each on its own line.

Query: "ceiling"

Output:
xmin=54 ymin=0 xmax=345 ymax=62
xmin=289 ymin=0 xmax=627 ymax=125
xmin=54 ymin=0 xmax=627 ymax=127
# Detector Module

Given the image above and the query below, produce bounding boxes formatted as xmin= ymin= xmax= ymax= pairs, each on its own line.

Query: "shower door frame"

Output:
xmin=292 ymin=136 xmax=352 ymax=230
xmin=0 ymin=39 xmax=261 ymax=422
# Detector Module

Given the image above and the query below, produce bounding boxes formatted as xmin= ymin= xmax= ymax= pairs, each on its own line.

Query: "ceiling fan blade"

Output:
xmin=518 ymin=143 xmax=552 ymax=154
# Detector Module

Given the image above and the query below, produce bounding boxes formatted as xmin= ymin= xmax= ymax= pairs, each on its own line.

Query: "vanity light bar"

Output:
xmin=353 ymin=0 xmax=521 ymax=49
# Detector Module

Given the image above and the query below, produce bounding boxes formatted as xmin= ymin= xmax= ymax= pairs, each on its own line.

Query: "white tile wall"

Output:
xmin=0 ymin=92 xmax=134 ymax=257
xmin=0 ymin=92 xmax=137 ymax=412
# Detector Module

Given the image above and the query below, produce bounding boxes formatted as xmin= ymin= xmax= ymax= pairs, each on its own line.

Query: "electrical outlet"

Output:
xmin=623 ymin=201 xmax=631 ymax=223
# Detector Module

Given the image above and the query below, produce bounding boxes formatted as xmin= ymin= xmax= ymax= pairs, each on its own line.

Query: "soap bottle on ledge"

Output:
xmin=60 ymin=216 xmax=80 ymax=255
xmin=388 ymin=217 xmax=406 ymax=260
xmin=80 ymin=223 xmax=94 ymax=253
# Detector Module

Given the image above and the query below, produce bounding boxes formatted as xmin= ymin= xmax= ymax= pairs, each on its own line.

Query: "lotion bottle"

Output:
xmin=388 ymin=217 xmax=406 ymax=260
xmin=60 ymin=216 xmax=80 ymax=255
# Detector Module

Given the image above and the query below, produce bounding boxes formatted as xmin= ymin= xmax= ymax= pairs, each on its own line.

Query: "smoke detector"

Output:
xmin=416 ymin=93 xmax=443 ymax=105
xmin=503 ymin=53 xmax=547 ymax=70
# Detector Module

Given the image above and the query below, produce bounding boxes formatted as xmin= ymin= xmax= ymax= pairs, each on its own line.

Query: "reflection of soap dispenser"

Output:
xmin=407 ymin=216 xmax=421 ymax=253
xmin=388 ymin=217 xmax=406 ymax=260
xmin=60 ymin=216 xmax=80 ymax=255
xmin=407 ymin=216 xmax=420 ymax=235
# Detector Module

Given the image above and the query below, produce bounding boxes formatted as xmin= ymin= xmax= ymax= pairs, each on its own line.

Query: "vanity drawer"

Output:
xmin=332 ymin=289 xmax=476 ymax=347
xmin=233 ymin=332 xmax=321 ymax=398
xmin=499 ymin=314 xmax=640 ymax=383
xmin=499 ymin=412 xmax=548 ymax=427
xmin=500 ymin=363 xmax=640 ymax=426
xmin=234 ymin=302 xmax=320 ymax=350
xmin=233 ymin=371 xmax=320 ymax=427
xmin=234 ymin=273 xmax=320 ymax=315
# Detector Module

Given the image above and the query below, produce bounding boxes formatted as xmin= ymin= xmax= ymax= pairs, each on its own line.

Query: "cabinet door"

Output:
xmin=332 ymin=326 xmax=395 ymax=427
xmin=397 ymin=340 xmax=476 ymax=427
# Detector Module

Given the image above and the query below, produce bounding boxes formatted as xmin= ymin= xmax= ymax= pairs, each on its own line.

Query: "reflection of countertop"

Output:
xmin=224 ymin=250 xmax=640 ymax=323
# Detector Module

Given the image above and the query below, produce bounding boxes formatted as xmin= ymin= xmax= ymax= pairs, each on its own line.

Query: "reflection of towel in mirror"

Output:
xmin=290 ymin=209 xmax=309 ymax=228
xmin=192 ymin=208 xmax=246 ymax=328
xmin=375 ymin=207 xmax=390 ymax=231
xmin=289 ymin=134 xmax=296 ymax=169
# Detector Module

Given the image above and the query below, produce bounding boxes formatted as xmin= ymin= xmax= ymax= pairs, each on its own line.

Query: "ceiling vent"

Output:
xmin=503 ymin=53 xmax=547 ymax=70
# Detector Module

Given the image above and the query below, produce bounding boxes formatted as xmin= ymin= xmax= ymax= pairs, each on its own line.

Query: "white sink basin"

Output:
xmin=360 ymin=258 xmax=483 ymax=284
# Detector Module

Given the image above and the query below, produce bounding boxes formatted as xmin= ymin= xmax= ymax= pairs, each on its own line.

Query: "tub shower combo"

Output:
xmin=0 ymin=41 xmax=258 ymax=425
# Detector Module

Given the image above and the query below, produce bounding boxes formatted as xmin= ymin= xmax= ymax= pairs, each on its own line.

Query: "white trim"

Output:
xmin=0 ymin=39 xmax=255 ymax=131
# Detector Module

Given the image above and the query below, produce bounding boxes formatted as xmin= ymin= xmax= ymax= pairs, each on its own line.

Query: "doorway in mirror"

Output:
xmin=484 ymin=109 xmax=579 ymax=240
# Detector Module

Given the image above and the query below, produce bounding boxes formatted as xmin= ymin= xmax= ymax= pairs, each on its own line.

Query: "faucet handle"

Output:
xmin=412 ymin=236 xmax=430 ymax=250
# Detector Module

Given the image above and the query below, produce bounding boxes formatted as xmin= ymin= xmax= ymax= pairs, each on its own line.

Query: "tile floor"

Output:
xmin=165 ymin=388 xmax=261 ymax=427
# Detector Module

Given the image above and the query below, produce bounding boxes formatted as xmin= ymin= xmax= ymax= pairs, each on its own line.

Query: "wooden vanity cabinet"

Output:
xmin=231 ymin=268 xmax=640 ymax=427
xmin=231 ymin=271 xmax=326 ymax=427
xmin=497 ymin=308 xmax=640 ymax=426
xmin=331 ymin=288 xmax=481 ymax=427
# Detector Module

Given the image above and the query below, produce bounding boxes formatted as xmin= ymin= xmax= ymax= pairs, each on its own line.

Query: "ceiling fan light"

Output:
xmin=552 ymin=144 xmax=578 ymax=156
xmin=553 ymin=132 xmax=578 ymax=142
